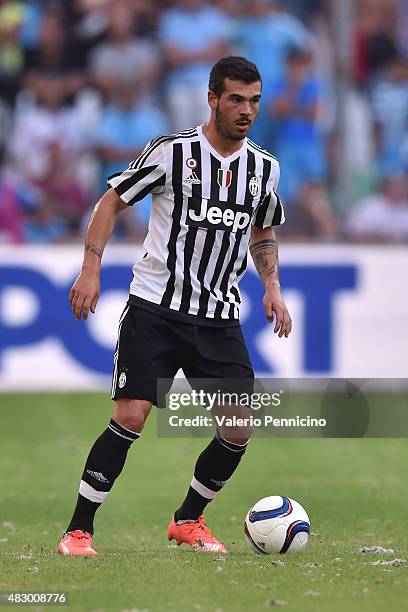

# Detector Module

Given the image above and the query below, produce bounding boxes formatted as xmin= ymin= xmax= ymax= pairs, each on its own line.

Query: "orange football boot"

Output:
xmin=58 ymin=530 xmax=97 ymax=556
xmin=168 ymin=515 xmax=227 ymax=553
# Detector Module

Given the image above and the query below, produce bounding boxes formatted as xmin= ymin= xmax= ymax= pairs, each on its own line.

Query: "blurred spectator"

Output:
xmin=268 ymin=48 xmax=327 ymax=205
xmin=10 ymin=73 xmax=90 ymax=182
xmin=354 ymin=1 xmax=398 ymax=85
xmin=238 ymin=0 xmax=314 ymax=87
xmin=370 ymin=56 xmax=408 ymax=170
xmin=9 ymin=136 xmax=90 ymax=244
xmin=237 ymin=0 xmax=315 ymax=148
xmin=0 ymin=0 xmax=25 ymax=102
xmin=24 ymin=200 xmax=67 ymax=243
xmin=32 ymin=142 xmax=91 ymax=241
xmin=99 ymin=80 xmax=169 ymax=180
xmin=0 ymin=153 xmax=42 ymax=244
xmin=98 ymin=78 xmax=169 ymax=237
xmin=88 ymin=1 xmax=159 ymax=98
xmin=346 ymin=172 xmax=408 ymax=241
xmin=131 ymin=0 xmax=164 ymax=38
xmin=280 ymin=180 xmax=338 ymax=240
xmin=159 ymin=0 xmax=229 ymax=131
xmin=24 ymin=6 xmax=88 ymax=98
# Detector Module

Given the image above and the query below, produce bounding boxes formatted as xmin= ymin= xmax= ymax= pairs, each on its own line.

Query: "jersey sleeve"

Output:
xmin=107 ymin=138 xmax=167 ymax=206
xmin=252 ymin=159 xmax=285 ymax=229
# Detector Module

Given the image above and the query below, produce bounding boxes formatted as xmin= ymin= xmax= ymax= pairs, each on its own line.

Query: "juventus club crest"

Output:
xmin=249 ymin=175 xmax=261 ymax=196
xmin=217 ymin=168 xmax=232 ymax=189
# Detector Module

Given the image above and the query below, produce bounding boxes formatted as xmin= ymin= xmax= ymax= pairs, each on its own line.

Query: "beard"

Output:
xmin=215 ymin=103 xmax=250 ymax=141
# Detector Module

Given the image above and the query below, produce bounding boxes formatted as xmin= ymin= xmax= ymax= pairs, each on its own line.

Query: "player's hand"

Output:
xmin=263 ymin=284 xmax=292 ymax=338
xmin=69 ymin=270 xmax=100 ymax=321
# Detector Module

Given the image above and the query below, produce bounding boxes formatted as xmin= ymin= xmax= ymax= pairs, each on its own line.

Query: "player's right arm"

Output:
xmin=70 ymin=137 xmax=168 ymax=319
xmin=69 ymin=188 xmax=128 ymax=321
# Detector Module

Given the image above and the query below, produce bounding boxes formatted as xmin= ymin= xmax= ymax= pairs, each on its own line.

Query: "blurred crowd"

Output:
xmin=1 ymin=0 xmax=408 ymax=244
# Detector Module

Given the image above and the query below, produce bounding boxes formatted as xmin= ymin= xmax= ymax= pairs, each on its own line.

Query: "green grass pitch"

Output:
xmin=1 ymin=393 xmax=407 ymax=611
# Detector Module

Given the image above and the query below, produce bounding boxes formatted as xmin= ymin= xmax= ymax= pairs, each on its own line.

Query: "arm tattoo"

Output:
xmin=86 ymin=243 xmax=103 ymax=260
xmin=249 ymin=239 xmax=279 ymax=280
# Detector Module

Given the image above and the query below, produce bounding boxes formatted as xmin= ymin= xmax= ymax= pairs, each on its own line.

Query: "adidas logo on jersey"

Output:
xmin=184 ymin=172 xmax=201 ymax=185
xmin=187 ymin=197 xmax=252 ymax=233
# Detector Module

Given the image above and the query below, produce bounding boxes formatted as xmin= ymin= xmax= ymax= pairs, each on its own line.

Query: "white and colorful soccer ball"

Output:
xmin=244 ymin=496 xmax=310 ymax=554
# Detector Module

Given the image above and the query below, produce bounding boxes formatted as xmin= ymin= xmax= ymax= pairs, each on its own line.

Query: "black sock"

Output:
xmin=175 ymin=434 xmax=248 ymax=523
xmin=65 ymin=419 xmax=140 ymax=535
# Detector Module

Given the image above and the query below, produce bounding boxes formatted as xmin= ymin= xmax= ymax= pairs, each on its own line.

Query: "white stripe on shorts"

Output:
xmin=111 ymin=305 xmax=130 ymax=398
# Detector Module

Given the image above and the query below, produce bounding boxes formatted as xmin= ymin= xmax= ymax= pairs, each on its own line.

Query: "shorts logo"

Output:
xmin=187 ymin=197 xmax=251 ymax=233
xmin=118 ymin=372 xmax=127 ymax=388
xmin=186 ymin=157 xmax=198 ymax=170
xmin=217 ymin=168 xmax=232 ymax=189
xmin=249 ymin=175 xmax=261 ymax=196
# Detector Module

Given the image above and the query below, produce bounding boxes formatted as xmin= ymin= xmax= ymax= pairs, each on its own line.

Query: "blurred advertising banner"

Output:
xmin=0 ymin=244 xmax=407 ymax=390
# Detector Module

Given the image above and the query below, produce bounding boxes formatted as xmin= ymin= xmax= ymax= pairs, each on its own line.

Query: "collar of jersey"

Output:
xmin=197 ymin=124 xmax=247 ymax=164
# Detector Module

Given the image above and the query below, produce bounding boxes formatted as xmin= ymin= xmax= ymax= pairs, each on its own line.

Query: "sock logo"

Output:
xmin=210 ymin=478 xmax=227 ymax=487
xmin=86 ymin=470 xmax=110 ymax=484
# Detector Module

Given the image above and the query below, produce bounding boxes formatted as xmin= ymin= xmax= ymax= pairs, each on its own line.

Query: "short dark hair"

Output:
xmin=209 ymin=56 xmax=262 ymax=97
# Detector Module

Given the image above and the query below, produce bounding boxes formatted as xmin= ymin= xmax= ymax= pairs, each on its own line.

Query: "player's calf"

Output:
xmin=175 ymin=434 xmax=250 ymax=521
xmin=61 ymin=403 xmax=151 ymax=545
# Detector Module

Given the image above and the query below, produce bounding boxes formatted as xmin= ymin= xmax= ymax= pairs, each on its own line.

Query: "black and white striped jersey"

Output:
xmin=108 ymin=125 xmax=284 ymax=322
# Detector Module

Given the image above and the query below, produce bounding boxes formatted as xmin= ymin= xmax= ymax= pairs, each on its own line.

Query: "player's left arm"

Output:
xmin=249 ymin=226 xmax=292 ymax=338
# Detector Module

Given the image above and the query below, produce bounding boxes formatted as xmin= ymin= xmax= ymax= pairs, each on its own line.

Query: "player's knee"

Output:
xmin=214 ymin=402 xmax=253 ymax=444
xmin=113 ymin=399 xmax=152 ymax=433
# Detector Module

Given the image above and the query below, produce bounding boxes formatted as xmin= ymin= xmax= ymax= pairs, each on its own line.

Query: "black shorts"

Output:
xmin=111 ymin=302 xmax=254 ymax=408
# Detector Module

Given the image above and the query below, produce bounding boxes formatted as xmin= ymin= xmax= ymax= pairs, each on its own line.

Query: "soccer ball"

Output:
xmin=244 ymin=496 xmax=310 ymax=554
